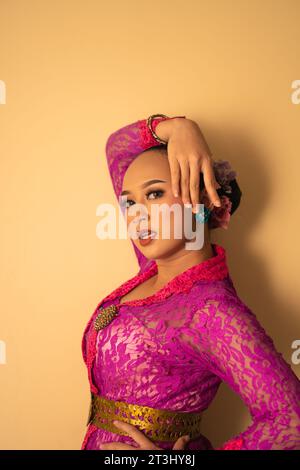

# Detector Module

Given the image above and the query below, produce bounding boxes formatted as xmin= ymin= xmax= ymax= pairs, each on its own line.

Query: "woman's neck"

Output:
xmin=149 ymin=238 xmax=214 ymax=292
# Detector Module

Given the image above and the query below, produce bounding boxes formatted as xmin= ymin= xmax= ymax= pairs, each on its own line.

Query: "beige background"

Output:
xmin=0 ymin=0 xmax=299 ymax=450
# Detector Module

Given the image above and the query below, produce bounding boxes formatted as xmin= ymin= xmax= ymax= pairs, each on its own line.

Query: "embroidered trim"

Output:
xmin=81 ymin=424 xmax=99 ymax=450
xmin=138 ymin=116 xmax=186 ymax=150
xmin=138 ymin=118 xmax=165 ymax=149
xmin=103 ymin=243 xmax=228 ymax=308
xmin=217 ymin=436 xmax=244 ymax=450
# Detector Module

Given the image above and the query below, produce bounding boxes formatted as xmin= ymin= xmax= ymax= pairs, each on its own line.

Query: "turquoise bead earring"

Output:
xmin=195 ymin=206 xmax=211 ymax=224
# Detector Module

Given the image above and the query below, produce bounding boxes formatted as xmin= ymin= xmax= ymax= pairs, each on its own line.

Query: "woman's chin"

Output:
xmin=134 ymin=238 xmax=162 ymax=257
xmin=137 ymin=238 xmax=158 ymax=253
xmin=136 ymin=238 xmax=183 ymax=260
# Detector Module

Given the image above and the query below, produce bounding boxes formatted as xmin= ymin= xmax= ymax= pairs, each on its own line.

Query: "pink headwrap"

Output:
xmin=105 ymin=115 xmax=242 ymax=273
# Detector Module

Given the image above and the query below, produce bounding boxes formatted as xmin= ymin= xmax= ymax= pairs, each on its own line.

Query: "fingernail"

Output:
xmin=113 ymin=420 xmax=119 ymax=425
xmin=183 ymin=435 xmax=190 ymax=441
xmin=215 ymin=200 xmax=221 ymax=207
xmin=174 ymin=191 xmax=179 ymax=197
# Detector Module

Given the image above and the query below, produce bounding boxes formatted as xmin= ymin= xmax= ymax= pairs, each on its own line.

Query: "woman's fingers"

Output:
xmin=168 ymin=157 xmax=181 ymax=198
xmin=168 ymin=151 xmax=220 ymax=210
xmin=111 ymin=420 xmax=157 ymax=449
xmin=189 ymin=158 xmax=201 ymax=213
xmin=101 ymin=421 xmax=191 ymax=451
xmin=172 ymin=435 xmax=191 ymax=450
xmin=179 ymin=160 xmax=191 ymax=205
xmin=165 ymin=119 xmax=223 ymax=209
xmin=202 ymin=158 xmax=221 ymax=207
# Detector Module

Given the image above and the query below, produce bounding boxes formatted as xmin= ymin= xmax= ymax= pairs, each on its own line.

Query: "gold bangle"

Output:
xmin=146 ymin=113 xmax=169 ymax=145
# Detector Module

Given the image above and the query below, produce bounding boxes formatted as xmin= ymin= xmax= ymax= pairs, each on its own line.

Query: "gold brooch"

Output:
xmin=94 ymin=305 xmax=119 ymax=331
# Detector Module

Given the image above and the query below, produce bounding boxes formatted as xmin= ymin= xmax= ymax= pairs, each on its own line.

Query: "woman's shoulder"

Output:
xmin=189 ymin=275 xmax=258 ymax=327
xmin=189 ymin=273 xmax=242 ymax=303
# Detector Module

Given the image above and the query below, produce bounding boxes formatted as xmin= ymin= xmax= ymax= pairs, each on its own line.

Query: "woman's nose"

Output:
xmin=133 ymin=213 xmax=148 ymax=225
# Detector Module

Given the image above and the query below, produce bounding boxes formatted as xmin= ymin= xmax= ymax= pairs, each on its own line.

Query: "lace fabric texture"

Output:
xmin=81 ymin=244 xmax=300 ymax=450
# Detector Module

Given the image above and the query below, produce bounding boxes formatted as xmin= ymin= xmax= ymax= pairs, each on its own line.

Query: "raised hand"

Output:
xmin=155 ymin=117 xmax=221 ymax=212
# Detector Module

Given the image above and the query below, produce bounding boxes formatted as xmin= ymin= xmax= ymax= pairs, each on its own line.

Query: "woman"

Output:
xmin=81 ymin=114 xmax=300 ymax=450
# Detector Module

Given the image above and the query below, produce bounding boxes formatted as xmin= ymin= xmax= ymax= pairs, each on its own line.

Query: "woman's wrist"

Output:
xmin=155 ymin=117 xmax=192 ymax=142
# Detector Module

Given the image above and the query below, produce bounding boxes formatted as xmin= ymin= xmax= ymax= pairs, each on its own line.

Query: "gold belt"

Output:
xmin=87 ymin=393 xmax=202 ymax=442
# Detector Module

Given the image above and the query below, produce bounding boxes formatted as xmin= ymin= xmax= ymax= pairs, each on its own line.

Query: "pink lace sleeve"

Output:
xmin=182 ymin=295 xmax=300 ymax=450
xmin=139 ymin=115 xmax=186 ymax=147
xmin=105 ymin=115 xmax=186 ymax=167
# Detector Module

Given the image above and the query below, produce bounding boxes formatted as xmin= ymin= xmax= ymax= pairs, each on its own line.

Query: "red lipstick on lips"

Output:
xmin=138 ymin=230 xmax=157 ymax=247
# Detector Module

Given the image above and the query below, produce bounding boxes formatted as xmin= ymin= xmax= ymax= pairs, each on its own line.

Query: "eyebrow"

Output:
xmin=121 ymin=179 xmax=167 ymax=196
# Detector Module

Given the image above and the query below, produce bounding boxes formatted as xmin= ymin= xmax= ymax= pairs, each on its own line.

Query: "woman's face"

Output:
xmin=120 ymin=148 xmax=205 ymax=262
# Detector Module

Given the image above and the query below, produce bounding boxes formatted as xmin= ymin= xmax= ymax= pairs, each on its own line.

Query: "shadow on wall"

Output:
xmin=199 ymin=124 xmax=299 ymax=447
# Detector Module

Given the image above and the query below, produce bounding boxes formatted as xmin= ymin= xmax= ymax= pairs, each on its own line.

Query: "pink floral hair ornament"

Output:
xmin=105 ymin=115 xmax=242 ymax=272
xmin=200 ymin=159 xmax=242 ymax=230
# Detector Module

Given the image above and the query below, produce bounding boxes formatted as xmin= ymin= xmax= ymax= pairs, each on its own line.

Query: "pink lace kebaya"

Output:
xmin=81 ymin=116 xmax=300 ymax=450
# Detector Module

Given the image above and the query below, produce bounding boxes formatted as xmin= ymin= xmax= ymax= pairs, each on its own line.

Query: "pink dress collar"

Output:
xmin=102 ymin=243 xmax=229 ymax=308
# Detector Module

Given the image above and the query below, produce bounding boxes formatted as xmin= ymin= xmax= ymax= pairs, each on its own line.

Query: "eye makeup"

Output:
xmin=120 ymin=187 xmax=166 ymax=209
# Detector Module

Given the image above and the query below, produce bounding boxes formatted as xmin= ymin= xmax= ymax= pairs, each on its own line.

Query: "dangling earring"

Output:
xmin=195 ymin=206 xmax=211 ymax=224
